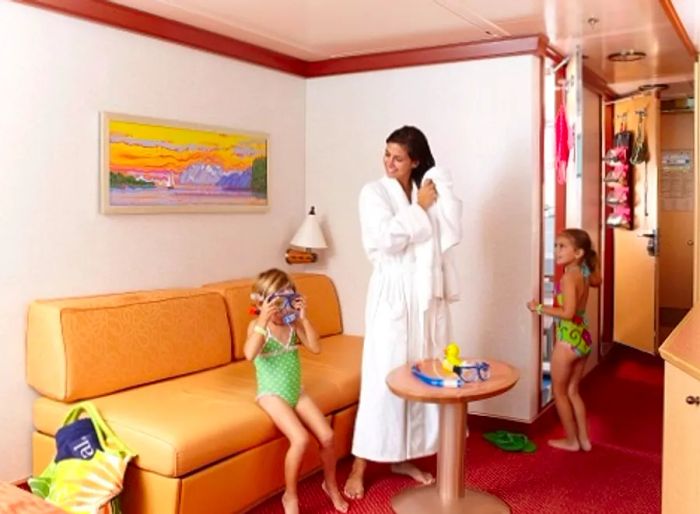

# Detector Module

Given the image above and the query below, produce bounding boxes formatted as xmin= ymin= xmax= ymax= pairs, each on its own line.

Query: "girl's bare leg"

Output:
xmin=568 ymin=355 xmax=591 ymax=451
xmin=549 ymin=342 xmax=580 ymax=451
xmin=344 ymin=457 xmax=367 ymax=500
xmin=258 ymin=396 xmax=310 ymax=514
xmin=295 ymin=394 xmax=348 ymax=512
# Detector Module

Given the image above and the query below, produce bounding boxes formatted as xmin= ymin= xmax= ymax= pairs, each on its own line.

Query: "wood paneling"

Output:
xmin=659 ymin=112 xmax=694 ymax=310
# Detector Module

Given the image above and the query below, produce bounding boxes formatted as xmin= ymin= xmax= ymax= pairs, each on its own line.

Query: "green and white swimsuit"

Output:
xmin=254 ymin=328 xmax=302 ymax=407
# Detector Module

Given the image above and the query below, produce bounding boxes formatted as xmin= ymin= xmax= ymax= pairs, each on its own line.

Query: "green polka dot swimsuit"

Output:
xmin=254 ymin=327 xmax=301 ymax=407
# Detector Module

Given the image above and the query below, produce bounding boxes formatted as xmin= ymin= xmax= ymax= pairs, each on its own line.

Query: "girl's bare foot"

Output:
xmin=579 ymin=438 xmax=592 ymax=452
xmin=282 ymin=492 xmax=299 ymax=514
xmin=548 ymin=438 xmax=580 ymax=452
xmin=322 ymin=481 xmax=349 ymax=513
xmin=391 ymin=462 xmax=435 ymax=485
xmin=343 ymin=470 xmax=364 ymax=500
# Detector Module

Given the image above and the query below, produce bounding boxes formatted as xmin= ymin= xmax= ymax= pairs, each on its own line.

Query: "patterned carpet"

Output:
xmin=250 ymin=346 xmax=663 ymax=513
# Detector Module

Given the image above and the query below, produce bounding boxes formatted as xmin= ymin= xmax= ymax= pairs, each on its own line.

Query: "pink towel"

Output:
xmin=555 ymin=104 xmax=570 ymax=185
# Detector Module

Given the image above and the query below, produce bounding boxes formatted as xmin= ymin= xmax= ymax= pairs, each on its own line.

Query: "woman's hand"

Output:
xmin=258 ymin=295 xmax=279 ymax=325
xmin=526 ymin=300 xmax=538 ymax=312
xmin=292 ymin=295 xmax=307 ymax=321
xmin=417 ymin=179 xmax=437 ymax=210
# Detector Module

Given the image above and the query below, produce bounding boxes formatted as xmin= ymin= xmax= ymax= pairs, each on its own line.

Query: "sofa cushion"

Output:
xmin=27 ymin=289 xmax=232 ymax=402
xmin=33 ymin=334 xmax=363 ymax=478
xmin=203 ymin=273 xmax=343 ymax=360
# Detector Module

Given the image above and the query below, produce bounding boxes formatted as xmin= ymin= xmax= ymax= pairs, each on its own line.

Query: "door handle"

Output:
xmin=637 ymin=230 xmax=658 ymax=257
xmin=688 ymin=240 xmax=694 ymax=246
xmin=686 ymin=396 xmax=700 ymax=405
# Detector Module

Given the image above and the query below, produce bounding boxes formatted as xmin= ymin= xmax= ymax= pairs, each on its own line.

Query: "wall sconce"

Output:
xmin=285 ymin=206 xmax=328 ymax=264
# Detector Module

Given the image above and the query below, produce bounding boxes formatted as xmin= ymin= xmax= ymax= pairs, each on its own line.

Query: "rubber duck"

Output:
xmin=443 ymin=343 xmax=463 ymax=372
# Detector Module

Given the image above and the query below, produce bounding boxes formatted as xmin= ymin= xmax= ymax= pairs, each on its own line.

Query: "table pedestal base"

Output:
xmin=391 ymin=485 xmax=511 ymax=514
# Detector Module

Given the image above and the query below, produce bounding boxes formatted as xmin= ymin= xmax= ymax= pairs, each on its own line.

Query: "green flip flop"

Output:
xmin=483 ymin=430 xmax=537 ymax=452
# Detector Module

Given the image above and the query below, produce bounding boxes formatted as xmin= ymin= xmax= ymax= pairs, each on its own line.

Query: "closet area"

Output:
xmin=609 ymin=89 xmax=695 ymax=353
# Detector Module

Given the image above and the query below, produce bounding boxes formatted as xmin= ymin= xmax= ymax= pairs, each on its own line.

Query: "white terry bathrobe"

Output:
xmin=352 ymin=170 xmax=461 ymax=462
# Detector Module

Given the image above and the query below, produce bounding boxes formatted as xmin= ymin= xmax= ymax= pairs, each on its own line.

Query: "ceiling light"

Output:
xmin=607 ymin=50 xmax=646 ymax=62
xmin=638 ymin=84 xmax=669 ymax=92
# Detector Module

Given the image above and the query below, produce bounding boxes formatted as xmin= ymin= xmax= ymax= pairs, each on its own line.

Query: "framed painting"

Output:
xmin=100 ymin=112 xmax=269 ymax=213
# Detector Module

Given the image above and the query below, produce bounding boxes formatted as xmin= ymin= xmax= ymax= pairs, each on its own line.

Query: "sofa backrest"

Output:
xmin=26 ymin=289 xmax=232 ymax=402
xmin=203 ymin=273 xmax=343 ymax=360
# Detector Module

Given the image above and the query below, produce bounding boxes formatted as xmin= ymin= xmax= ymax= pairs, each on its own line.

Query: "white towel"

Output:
xmin=414 ymin=166 xmax=462 ymax=313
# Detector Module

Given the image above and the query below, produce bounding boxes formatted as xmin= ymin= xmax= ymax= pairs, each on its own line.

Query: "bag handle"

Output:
xmin=61 ymin=401 xmax=134 ymax=457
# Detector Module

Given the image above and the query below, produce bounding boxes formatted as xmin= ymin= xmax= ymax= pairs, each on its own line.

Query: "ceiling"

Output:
xmin=108 ymin=0 xmax=696 ymax=96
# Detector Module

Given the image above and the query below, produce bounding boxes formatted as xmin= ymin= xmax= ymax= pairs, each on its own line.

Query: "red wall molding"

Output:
xmin=14 ymin=0 xmax=555 ymax=79
xmin=14 ymin=0 xmax=309 ymax=76
xmin=14 ymin=0 xmax=618 ymax=98
xmin=306 ymin=35 xmax=547 ymax=77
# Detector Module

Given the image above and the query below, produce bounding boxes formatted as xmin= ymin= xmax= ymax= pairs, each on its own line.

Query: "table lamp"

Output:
xmin=285 ymin=206 xmax=327 ymax=264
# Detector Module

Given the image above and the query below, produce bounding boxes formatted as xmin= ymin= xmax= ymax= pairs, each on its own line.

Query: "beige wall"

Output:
xmin=305 ymin=56 xmax=543 ymax=422
xmin=0 ymin=2 xmax=306 ymax=481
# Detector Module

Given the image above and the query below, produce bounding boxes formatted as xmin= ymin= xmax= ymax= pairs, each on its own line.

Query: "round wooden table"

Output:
xmin=386 ymin=359 xmax=519 ymax=514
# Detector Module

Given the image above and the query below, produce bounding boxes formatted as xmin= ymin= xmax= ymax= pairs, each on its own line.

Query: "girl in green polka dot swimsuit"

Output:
xmin=244 ymin=269 xmax=348 ymax=514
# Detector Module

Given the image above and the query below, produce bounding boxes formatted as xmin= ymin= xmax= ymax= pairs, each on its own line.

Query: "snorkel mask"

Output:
xmin=268 ymin=291 xmax=300 ymax=325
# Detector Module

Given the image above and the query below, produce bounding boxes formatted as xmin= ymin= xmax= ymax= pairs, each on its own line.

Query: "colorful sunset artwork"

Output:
xmin=100 ymin=113 xmax=268 ymax=213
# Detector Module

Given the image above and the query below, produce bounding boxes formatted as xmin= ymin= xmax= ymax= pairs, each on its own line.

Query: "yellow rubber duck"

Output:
xmin=443 ymin=343 xmax=463 ymax=372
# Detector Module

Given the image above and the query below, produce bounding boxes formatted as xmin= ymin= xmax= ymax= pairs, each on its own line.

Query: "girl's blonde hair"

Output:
xmin=560 ymin=228 xmax=598 ymax=272
xmin=251 ymin=268 xmax=296 ymax=302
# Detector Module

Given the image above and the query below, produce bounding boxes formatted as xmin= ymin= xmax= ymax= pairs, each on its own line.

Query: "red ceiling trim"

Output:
xmin=13 ymin=0 xmax=613 ymax=97
xmin=14 ymin=0 xmax=308 ymax=76
xmin=305 ymin=35 xmax=547 ymax=77
xmin=14 ymin=0 xmax=552 ymax=77
xmin=659 ymin=0 xmax=697 ymax=59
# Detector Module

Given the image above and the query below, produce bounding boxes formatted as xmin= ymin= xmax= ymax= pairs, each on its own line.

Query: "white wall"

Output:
xmin=306 ymin=56 xmax=542 ymax=421
xmin=0 ymin=2 xmax=306 ymax=481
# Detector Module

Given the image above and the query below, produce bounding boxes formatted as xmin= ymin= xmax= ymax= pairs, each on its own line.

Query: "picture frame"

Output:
xmin=100 ymin=112 xmax=269 ymax=214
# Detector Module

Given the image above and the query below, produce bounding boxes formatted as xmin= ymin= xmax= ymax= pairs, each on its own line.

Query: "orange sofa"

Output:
xmin=26 ymin=273 xmax=363 ymax=514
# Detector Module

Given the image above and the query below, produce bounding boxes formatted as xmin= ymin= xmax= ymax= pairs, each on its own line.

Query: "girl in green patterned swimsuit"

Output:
xmin=527 ymin=229 xmax=601 ymax=452
xmin=244 ymin=269 xmax=348 ymax=514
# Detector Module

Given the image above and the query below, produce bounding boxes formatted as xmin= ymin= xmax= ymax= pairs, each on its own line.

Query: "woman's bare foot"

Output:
xmin=281 ymin=492 xmax=299 ymax=514
xmin=343 ymin=470 xmax=364 ymax=500
xmin=390 ymin=462 xmax=435 ymax=485
xmin=579 ymin=438 xmax=592 ymax=452
xmin=322 ymin=481 xmax=349 ymax=513
xmin=548 ymin=438 xmax=580 ymax=452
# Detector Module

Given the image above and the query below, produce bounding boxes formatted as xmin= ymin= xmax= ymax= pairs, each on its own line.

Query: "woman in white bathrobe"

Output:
xmin=345 ymin=126 xmax=440 ymax=499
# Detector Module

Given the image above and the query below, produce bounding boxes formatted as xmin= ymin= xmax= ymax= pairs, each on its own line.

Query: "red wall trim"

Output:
xmin=659 ymin=0 xmax=697 ymax=59
xmin=15 ymin=0 xmax=618 ymax=96
xmin=14 ymin=0 xmax=309 ymax=76
xmin=14 ymin=1 xmax=554 ymax=78
xmin=602 ymin=104 xmax=615 ymax=344
xmin=306 ymin=35 xmax=547 ymax=77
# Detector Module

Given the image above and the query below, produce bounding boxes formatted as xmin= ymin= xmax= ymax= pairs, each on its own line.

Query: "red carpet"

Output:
xmin=250 ymin=346 xmax=663 ymax=513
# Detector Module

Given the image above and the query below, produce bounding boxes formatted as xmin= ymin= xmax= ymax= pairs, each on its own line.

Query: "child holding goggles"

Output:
xmin=244 ymin=268 xmax=348 ymax=514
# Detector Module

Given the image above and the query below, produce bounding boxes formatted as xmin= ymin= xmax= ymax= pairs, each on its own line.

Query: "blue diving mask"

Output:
xmin=268 ymin=291 xmax=300 ymax=325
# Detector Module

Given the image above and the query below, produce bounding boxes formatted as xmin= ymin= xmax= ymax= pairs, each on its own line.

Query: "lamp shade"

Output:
xmin=290 ymin=206 xmax=327 ymax=249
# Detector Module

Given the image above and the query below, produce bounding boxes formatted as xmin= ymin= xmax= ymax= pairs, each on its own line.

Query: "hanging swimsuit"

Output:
xmin=555 ymin=273 xmax=593 ymax=358
xmin=254 ymin=328 xmax=302 ymax=407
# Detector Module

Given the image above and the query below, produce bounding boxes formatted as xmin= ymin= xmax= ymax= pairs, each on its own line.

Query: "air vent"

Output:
xmin=661 ymin=97 xmax=694 ymax=113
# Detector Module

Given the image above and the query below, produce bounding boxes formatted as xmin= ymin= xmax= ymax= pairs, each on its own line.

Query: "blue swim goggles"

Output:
xmin=411 ymin=361 xmax=490 ymax=388
xmin=268 ymin=292 xmax=300 ymax=325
